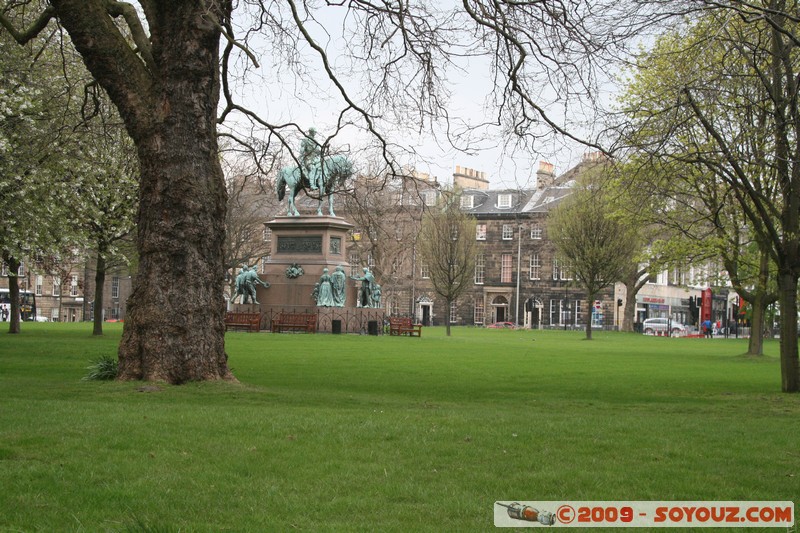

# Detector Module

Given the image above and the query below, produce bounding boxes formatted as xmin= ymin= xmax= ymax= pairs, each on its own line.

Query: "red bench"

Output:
xmin=271 ymin=312 xmax=317 ymax=333
xmin=225 ymin=312 xmax=262 ymax=332
xmin=389 ymin=317 xmax=422 ymax=337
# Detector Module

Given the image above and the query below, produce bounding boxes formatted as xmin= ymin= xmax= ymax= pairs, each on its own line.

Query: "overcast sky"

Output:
xmin=227 ymin=3 xmax=610 ymax=190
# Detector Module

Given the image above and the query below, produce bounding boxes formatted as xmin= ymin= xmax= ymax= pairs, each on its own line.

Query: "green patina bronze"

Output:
xmin=315 ymin=268 xmax=335 ymax=307
xmin=331 ymin=265 xmax=347 ymax=307
xmin=351 ymin=267 xmax=381 ymax=308
xmin=276 ymin=129 xmax=353 ymax=217
xmin=234 ymin=265 xmax=270 ymax=304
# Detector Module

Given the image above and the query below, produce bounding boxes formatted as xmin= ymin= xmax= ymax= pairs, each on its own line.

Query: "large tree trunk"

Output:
xmin=116 ymin=10 xmax=231 ymax=383
xmin=53 ymin=1 xmax=234 ymax=383
xmin=92 ymin=251 xmax=106 ymax=336
xmin=777 ymin=269 xmax=799 ymax=392
xmin=622 ymin=281 xmax=639 ymax=333
xmin=118 ymin=121 xmax=230 ymax=382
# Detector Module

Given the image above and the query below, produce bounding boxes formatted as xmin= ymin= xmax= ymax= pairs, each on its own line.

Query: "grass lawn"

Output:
xmin=0 ymin=323 xmax=797 ymax=532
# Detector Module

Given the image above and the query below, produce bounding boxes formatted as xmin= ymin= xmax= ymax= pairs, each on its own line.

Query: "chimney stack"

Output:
xmin=536 ymin=161 xmax=555 ymax=189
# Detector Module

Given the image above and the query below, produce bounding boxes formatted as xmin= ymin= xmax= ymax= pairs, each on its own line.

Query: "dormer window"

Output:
xmin=497 ymin=194 xmax=512 ymax=208
xmin=460 ymin=195 xmax=474 ymax=209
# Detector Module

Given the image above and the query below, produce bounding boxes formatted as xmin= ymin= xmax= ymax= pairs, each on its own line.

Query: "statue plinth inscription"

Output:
xmin=276 ymin=235 xmax=323 ymax=254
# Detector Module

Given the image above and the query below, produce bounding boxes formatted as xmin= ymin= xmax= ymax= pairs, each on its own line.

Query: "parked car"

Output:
xmin=642 ymin=317 xmax=687 ymax=337
xmin=487 ymin=321 xmax=517 ymax=329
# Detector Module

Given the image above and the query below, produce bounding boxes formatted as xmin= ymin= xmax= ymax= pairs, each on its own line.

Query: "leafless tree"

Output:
xmin=417 ymin=191 xmax=477 ymax=337
xmin=223 ymin=157 xmax=281 ymax=302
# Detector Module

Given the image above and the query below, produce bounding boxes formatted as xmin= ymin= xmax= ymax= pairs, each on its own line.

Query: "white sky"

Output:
xmin=225 ymin=3 xmax=610 ymax=189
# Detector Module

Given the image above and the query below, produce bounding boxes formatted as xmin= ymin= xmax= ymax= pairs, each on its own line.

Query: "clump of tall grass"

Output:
xmin=82 ymin=354 xmax=118 ymax=381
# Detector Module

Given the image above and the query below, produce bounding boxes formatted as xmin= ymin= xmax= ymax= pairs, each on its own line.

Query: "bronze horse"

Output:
xmin=276 ymin=155 xmax=352 ymax=216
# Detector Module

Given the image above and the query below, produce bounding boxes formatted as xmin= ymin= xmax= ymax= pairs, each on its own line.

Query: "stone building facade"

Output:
xmin=338 ymin=154 xmax=618 ymax=329
xmin=0 ymin=257 xmax=133 ymax=323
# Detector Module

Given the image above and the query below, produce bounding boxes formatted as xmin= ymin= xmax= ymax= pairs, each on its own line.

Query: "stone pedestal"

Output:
xmin=256 ymin=215 xmax=358 ymax=310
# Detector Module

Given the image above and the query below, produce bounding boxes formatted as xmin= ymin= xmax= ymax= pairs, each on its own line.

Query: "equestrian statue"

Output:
xmin=276 ymin=128 xmax=354 ymax=217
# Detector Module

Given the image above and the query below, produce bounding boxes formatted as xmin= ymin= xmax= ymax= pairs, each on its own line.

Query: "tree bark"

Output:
xmin=4 ymin=255 xmax=21 ymax=334
xmin=92 ymin=251 xmax=106 ymax=336
xmin=52 ymin=1 xmax=234 ymax=383
xmin=777 ymin=269 xmax=799 ymax=392
xmin=445 ymin=297 xmax=452 ymax=337
xmin=747 ymin=291 xmax=765 ymax=356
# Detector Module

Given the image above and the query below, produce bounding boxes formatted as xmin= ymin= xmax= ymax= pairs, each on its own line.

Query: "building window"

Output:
xmin=111 ymin=276 xmax=120 ymax=299
xmin=552 ymin=258 xmax=572 ymax=281
xmin=562 ymin=262 xmax=573 ymax=280
xmin=389 ymin=297 xmax=400 ymax=317
xmin=70 ymin=275 xmax=79 ymax=297
xmin=530 ymin=224 xmax=542 ymax=239
xmin=1 ymin=263 xmax=6 ymax=276
xmin=262 ymin=227 xmax=272 ymax=242
xmin=35 ymin=275 xmax=43 ymax=296
xmin=671 ymin=267 xmax=686 ymax=286
xmin=460 ymin=195 xmax=473 ymax=209
xmin=476 ymin=224 xmax=487 ymax=240
xmin=474 ymin=299 xmax=485 ymax=325
xmin=450 ymin=300 xmax=458 ymax=323
xmin=497 ymin=194 xmax=512 ymax=208
xmin=349 ymin=252 xmax=360 ymax=276
xmin=501 ymin=253 xmax=513 ymax=283
xmin=529 ymin=255 xmax=541 ymax=280
xmin=474 ymin=254 xmax=485 ymax=284
xmin=17 ymin=263 xmax=24 ymax=276
xmin=53 ymin=278 xmax=61 ymax=297
xmin=111 ymin=305 xmax=120 ymax=320
xmin=421 ymin=263 xmax=430 ymax=279
xmin=502 ymin=224 xmax=513 ymax=240
xmin=422 ymin=190 xmax=437 ymax=205
xmin=549 ymin=299 xmax=560 ymax=325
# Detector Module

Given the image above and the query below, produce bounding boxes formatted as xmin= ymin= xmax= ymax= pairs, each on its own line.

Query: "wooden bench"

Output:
xmin=225 ymin=312 xmax=262 ymax=332
xmin=271 ymin=312 xmax=317 ymax=333
xmin=389 ymin=317 xmax=422 ymax=337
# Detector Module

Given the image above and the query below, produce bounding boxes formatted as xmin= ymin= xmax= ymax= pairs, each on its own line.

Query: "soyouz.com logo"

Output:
xmin=494 ymin=501 xmax=794 ymax=528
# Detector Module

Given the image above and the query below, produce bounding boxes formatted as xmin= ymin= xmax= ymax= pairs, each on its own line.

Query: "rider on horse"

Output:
xmin=299 ymin=128 xmax=323 ymax=191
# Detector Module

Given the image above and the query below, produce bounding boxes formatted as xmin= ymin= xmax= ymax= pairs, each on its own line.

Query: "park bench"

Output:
xmin=388 ymin=317 xmax=422 ymax=337
xmin=271 ymin=312 xmax=317 ymax=333
xmin=224 ymin=312 xmax=262 ymax=332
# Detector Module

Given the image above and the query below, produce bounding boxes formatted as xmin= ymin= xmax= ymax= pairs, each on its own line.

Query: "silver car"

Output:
xmin=642 ymin=317 xmax=687 ymax=337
